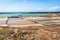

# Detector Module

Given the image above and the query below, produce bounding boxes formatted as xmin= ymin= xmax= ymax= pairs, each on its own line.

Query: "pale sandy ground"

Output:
xmin=0 ymin=16 xmax=60 ymax=27
xmin=0 ymin=17 xmax=8 ymax=27
xmin=8 ymin=24 xmax=44 ymax=27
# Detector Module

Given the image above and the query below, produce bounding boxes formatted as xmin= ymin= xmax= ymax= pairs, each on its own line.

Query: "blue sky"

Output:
xmin=0 ymin=0 xmax=60 ymax=12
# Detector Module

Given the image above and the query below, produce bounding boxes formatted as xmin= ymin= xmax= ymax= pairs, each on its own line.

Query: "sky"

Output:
xmin=0 ymin=0 xmax=60 ymax=12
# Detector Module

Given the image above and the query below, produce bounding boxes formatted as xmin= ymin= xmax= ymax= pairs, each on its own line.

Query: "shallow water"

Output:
xmin=0 ymin=12 xmax=47 ymax=17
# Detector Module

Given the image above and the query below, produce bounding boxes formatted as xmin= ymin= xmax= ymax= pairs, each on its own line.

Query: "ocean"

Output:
xmin=0 ymin=12 xmax=47 ymax=17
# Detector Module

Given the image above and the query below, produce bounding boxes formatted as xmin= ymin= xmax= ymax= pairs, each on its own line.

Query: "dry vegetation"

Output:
xmin=0 ymin=25 xmax=60 ymax=40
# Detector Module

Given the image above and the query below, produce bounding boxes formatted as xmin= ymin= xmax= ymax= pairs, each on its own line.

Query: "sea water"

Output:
xmin=0 ymin=12 xmax=47 ymax=17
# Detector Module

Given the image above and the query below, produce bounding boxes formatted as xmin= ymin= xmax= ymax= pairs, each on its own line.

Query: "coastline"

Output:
xmin=0 ymin=13 xmax=60 ymax=40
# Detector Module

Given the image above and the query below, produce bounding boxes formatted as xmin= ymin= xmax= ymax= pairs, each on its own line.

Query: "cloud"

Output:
xmin=49 ymin=6 xmax=60 ymax=10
